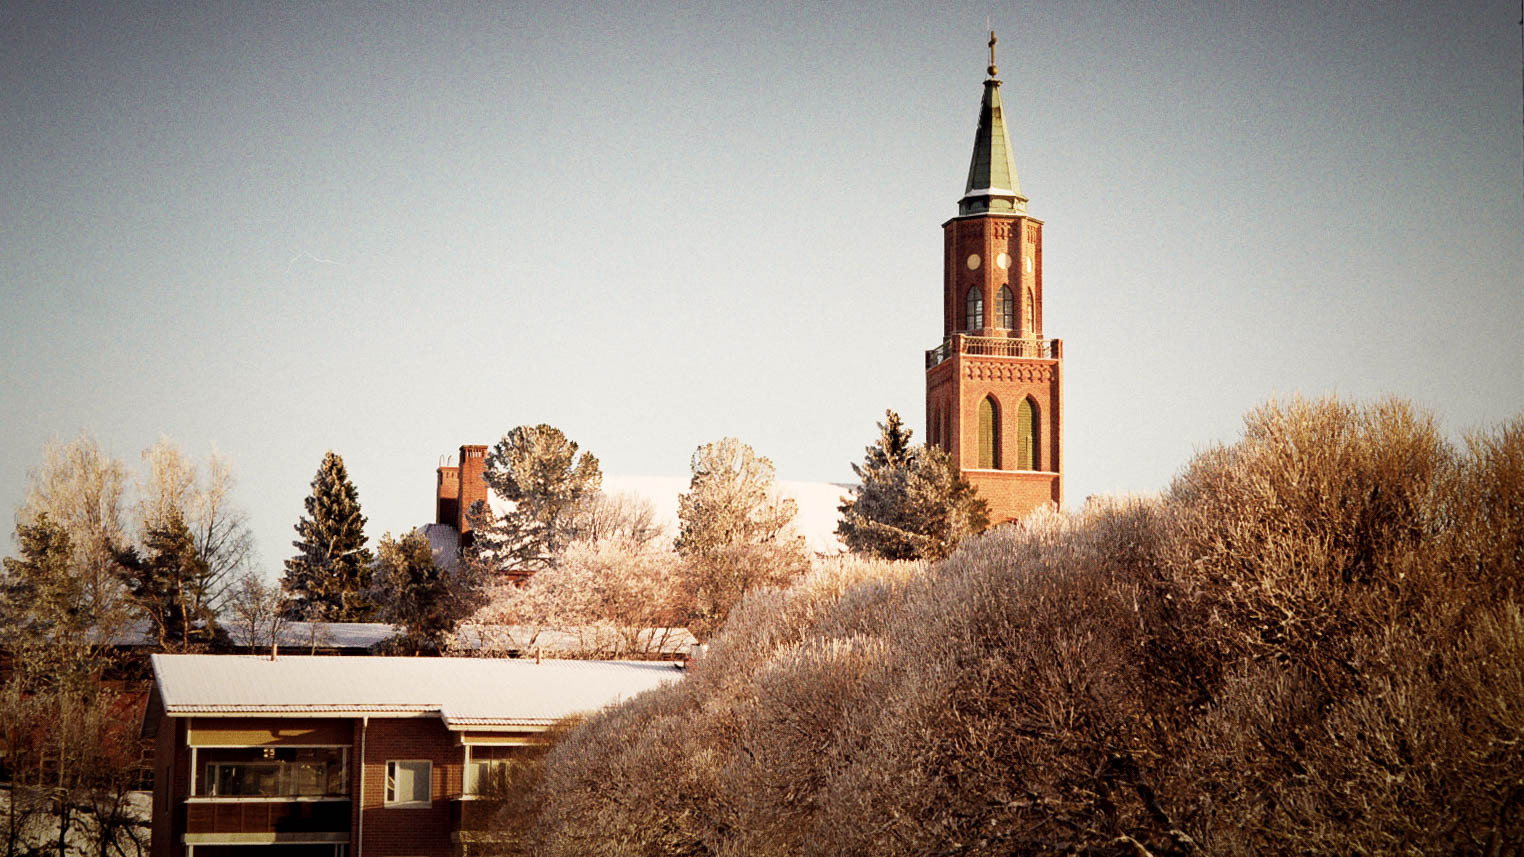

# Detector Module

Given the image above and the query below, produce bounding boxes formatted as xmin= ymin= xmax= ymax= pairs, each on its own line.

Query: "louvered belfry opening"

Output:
xmin=978 ymin=396 xmax=1000 ymax=469
xmin=1016 ymin=397 xmax=1039 ymax=470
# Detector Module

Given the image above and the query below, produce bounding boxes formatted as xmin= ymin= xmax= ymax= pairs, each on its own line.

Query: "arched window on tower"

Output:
xmin=977 ymin=395 xmax=1000 ymax=469
xmin=998 ymin=285 xmax=1015 ymax=330
xmin=965 ymin=286 xmax=983 ymax=332
xmin=930 ymin=407 xmax=940 ymax=448
xmin=1023 ymin=287 xmax=1036 ymax=336
xmin=1016 ymin=397 xmax=1040 ymax=470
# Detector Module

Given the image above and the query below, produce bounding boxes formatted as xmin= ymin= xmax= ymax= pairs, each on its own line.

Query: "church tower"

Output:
xmin=925 ymin=33 xmax=1062 ymax=522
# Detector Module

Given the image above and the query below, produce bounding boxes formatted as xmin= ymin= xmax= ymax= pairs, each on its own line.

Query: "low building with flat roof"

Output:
xmin=147 ymin=654 xmax=682 ymax=857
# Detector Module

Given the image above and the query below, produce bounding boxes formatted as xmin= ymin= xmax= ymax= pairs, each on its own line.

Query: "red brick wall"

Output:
xmin=358 ymin=718 xmax=464 ymax=857
xmin=149 ymin=715 xmax=187 ymax=857
xmin=435 ymin=467 xmax=460 ymax=528
xmin=931 ymin=211 xmax=1063 ymax=524
xmin=941 ymin=214 xmax=1042 ymax=338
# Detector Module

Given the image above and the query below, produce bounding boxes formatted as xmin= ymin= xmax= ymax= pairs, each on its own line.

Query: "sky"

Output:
xmin=3 ymin=0 xmax=1521 ymax=575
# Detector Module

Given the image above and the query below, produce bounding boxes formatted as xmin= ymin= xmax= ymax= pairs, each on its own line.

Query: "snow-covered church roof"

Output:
xmin=600 ymin=475 xmax=852 ymax=555
xmin=431 ymin=475 xmax=854 ymax=556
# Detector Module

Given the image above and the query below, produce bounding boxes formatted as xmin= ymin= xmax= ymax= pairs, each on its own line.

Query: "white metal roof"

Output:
xmin=151 ymin=654 xmax=682 ymax=727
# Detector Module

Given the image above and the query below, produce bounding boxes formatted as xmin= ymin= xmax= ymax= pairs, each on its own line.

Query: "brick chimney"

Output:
xmin=457 ymin=445 xmax=490 ymax=535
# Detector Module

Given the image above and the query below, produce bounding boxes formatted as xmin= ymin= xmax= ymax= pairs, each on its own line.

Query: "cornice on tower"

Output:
xmin=959 ymin=32 xmax=1027 ymax=217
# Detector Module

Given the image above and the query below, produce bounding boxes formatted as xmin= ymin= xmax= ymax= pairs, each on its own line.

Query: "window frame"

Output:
xmin=965 ymin=286 xmax=983 ymax=332
xmin=191 ymin=745 xmax=349 ymax=801
xmin=384 ymin=760 xmax=433 ymax=808
xmin=997 ymin=285 xmax=1015 ymax=330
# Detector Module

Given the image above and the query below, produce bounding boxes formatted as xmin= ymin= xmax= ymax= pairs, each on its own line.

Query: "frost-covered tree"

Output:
xmin=468 ymin=425 xmax=602 ymax=577
xmin=676 ymin=437 xmax=800 ymax=556
xmin=675 ymin=437 xmax=808 ymax=638
xmin=15 ymin=433 xmax=131 ymax=643
xmin=281 ymin=451 xmax=375 ymax=621
xmin=137 ymin=438 xmax=255 ymax=615
xmin=837 ymin=410 xmax=989 ymax=560
xmin=225 ymin=570 xmax=287 ymax=654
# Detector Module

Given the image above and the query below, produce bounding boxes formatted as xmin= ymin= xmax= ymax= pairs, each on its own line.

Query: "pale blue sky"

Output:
xmin=3 ymin=1 xmax=1521 ymax=572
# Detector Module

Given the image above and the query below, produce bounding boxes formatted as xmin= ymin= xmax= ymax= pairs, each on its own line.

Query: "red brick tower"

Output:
xmin=925 ymin=33 xmax=1062 ymax=523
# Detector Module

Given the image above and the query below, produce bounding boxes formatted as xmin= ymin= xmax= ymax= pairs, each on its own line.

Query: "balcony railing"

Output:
xmin=184 ymin=798 xmax=351 ymax=836
xmin=925 ymin=335 xmax=1059 ymax=368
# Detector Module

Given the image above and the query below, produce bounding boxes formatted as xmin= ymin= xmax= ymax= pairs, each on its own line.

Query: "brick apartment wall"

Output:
xmin=358 ymin=717 xmax=464 ymax=857
xmin=150 ymin=715 xmax=187 ymax=857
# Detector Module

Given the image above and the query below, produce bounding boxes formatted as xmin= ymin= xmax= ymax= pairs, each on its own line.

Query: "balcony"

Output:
xmin=449 ymin=797 xmax=502 ymax=833
xmin=926 ymin=335 xmax=1060 ymax=369
xmin=184 ymin=798 xmax=351 ymax=840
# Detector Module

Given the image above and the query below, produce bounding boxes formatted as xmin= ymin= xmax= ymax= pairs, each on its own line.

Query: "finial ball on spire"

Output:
xmin=987 ymin=30 xmax=998 ymax=77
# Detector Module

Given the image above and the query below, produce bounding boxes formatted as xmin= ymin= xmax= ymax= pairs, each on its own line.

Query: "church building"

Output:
xmin=926 ymin=34 xmax=1063 ymax=523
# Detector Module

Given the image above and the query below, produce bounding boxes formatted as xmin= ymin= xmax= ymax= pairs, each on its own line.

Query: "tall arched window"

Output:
xmin=1023 ymin=287 xmax=1036 ymax=335
xmin=965 ymin=286 xmax=983 ymax=332
xmin=1016 ymin=397 xmax=1040 ymax=470
xmin=977 ymin=396 xmax=1000 ymax=469
xmin=998 ymin=285 xmax=1015 ymax=329
xmin=930 ymin=407 xmax=941 ymax=448
xmin=942 ymin=404 xmax=953 ymax=452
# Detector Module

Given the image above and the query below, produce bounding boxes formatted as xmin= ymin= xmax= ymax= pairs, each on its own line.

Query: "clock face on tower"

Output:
xmin=996 ymin=252 xmax=1011 ymax=270
xmin=966 ymin=254 xmax=981 ymax=270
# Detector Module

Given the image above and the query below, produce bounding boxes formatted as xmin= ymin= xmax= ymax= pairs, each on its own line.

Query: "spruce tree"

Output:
xmin=376 ymin=529 xmax=479 ymax=653
xmin=837 ymin=410 xmax=989 ymax=560
xmin=115 ymin=511 xmax=217 ymax=648
xmin=281 ymin=451 xmax=375 ymax=621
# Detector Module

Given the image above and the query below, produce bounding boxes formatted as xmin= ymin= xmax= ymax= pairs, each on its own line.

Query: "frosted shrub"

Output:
xmin=500 ymin=399 xmax=1524 ymax=857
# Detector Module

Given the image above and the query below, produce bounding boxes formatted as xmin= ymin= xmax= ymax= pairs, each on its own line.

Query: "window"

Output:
xmin=1023 ymin=287 xmax=1036 ymax=335
xmin=1016 ymin=397 xmax=1040 ymax=471
xmin=197 ymin=747 xmax=347 ymax=797
xmin=977 ymin=396 xmax=1000 ymax=469
xmin=385 ymin=761 xmax=431 ymax=807
xmin=998 ymin=285 xmax=1015 ymax=329
xmin=465 ymin=744 xmax=547 ymax=797
xmin=965 ymin=286 xmax=983 ymax=332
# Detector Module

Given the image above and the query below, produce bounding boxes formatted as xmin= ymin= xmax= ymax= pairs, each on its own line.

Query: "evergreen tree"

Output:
xmin=837 ymin=410 xmax=989 ymax=560
xmin=468 ymin=425 xmax=602 ymax=576
xmin=0 ymin=514 xmax=97 ymax=690
xmin=281 ymin=451 xmax=375 ymax=620
xmin=115 ymin=511 xmax=218 ymax=649
xmin=376 ymin=529 xmax=480 ymax=653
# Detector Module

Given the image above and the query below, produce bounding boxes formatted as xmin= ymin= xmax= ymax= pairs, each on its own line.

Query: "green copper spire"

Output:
xmin=959 ymin=32 xmax=1027 ymax=216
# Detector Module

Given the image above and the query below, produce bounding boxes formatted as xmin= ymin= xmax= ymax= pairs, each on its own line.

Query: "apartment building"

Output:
xmin=147 ymin=654 xmax=681 ymax=857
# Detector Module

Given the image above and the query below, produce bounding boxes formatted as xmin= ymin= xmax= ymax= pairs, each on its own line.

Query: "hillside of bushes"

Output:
xmin=499 ymin=398 xmax=1524 ymax=856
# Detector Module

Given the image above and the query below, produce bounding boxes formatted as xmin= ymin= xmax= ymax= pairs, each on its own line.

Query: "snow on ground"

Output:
xmin=0 ymin=788 xmax=150 ymax=857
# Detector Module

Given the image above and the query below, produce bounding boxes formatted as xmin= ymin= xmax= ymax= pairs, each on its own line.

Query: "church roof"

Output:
xmin=959 ymin=33 xmax=1028 ymax=217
